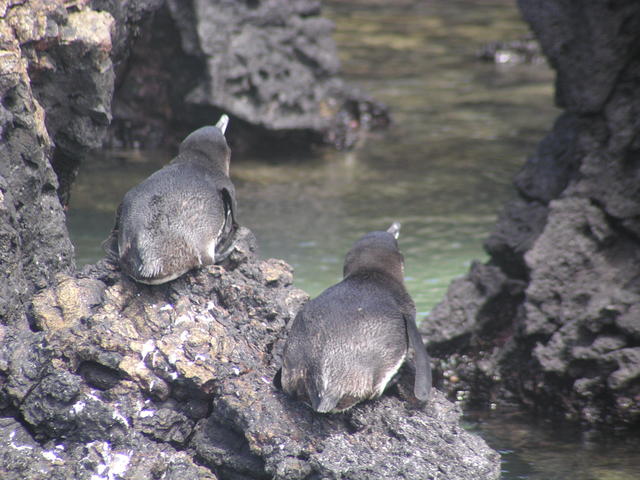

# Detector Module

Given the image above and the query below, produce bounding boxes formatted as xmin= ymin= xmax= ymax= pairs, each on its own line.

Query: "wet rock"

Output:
xmin=0 ymin=177 xmax=28 ymax=328
xmin=421 ymin=262 xmax=525 ymax=354
xmin=138 ymin=406 xmax=194 ymax=444
xmin=424 ymin=0 xmax=640 ymax=428
xmin=90 ymin=0 xmax=165 ymax=65
xmin=0 ymin=414 xmax=217 ymax=480
xmin=0 ymin=228 xmax=501 ymax=478
xmin=518 ymin=0 xmax=640 ymax=114
xmin=514 ymin=112 xmax=580 ymax=204
xmin=483 ymin=197 xmax=548 ymax=280
xmin=1 ymin=1 xmax=117 ymax=206
xmin=606 ymin=348 xmax=640 ymax=391
xmin=615 ymin=304 xmax=640 ymax=341
xmin=0 ymin=328 xmax=52 ymax=409
xmin=175 ymin=0 xmax=340 ymax=131
xmin=0 ymin=417 xmax=62 ymax=480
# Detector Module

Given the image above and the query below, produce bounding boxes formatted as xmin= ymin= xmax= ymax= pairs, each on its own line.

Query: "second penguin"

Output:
xmin=279 ymin=222 xmax=431 ymax=413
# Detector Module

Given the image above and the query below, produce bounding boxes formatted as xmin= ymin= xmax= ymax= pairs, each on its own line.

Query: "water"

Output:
xmin=69 ymin=1 xmax=555 ymax=317
xmin=66 ymin=1 xmax=640 ymax=478
xmin=464 ymin=409 xmax=640 ymax=480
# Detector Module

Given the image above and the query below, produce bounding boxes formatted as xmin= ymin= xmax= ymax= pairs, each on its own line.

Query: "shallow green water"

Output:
xmin=69 ymin=0 xmax=556 ymax=316
xmin=66 ymin=1 xmax=640 ymax=478
xmin=464 ymin=409 xmax=640 ymax=480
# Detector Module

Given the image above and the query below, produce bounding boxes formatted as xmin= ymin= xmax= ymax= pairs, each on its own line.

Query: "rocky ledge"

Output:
xmin=0 ymin=229 xmax=500 ymax=480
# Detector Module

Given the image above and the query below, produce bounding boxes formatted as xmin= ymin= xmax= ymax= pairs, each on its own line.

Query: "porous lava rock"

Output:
xmin=104 ymin=0 xmax=390 ymax=152
xmin=0 ymin=229 xmax=501 ymax=479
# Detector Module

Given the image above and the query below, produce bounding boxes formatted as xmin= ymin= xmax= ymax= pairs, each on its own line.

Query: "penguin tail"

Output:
xmin=273 ymin=368 xmax=283 ymax=390
xmin=103 ymin=205 xmax=122 ymax=262
xmin=214 ymin=188 xmax=238 ymax=263
xmin=306 ymin=376 xmax=342 ymax=413
xmin=311 ymin=391 xmax=341 ymax=414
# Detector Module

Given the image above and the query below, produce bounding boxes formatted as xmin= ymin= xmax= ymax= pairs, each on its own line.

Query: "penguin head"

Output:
xmin=343 ymin=222 xmax=405 ymax=283
xmin=178 ymin=114 xmax=231 ymax=175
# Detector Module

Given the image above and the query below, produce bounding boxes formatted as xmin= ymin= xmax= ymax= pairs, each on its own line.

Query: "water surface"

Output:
xmin=464 ymin=409 xmax=640 ymax=480
xmin=69 ymin=0 xmax=556 ymax=317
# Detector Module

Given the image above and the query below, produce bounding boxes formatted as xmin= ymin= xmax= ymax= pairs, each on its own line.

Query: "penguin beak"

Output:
xmin=216 ymin=114 xmax=229 ymax=135
xmin=387 ymin=222 xmax=401 ymax=239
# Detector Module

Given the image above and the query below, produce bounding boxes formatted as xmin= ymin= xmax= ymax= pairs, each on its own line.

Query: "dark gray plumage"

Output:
xmin=104 ymin=115 xmax=238 ymax=285
xmin=280 ymin=222 xmax=431 ymax=413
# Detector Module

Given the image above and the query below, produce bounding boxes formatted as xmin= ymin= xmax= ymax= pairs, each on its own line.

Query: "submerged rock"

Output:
xmin=423 ymin=0 xmax=640 ymax=429
xmin=0 ymin=228 xmax=500 ymax=479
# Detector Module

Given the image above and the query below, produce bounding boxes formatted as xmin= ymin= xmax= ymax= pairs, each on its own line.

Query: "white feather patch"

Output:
xmin=207 ymin=238 xmax=217 ymax=262
xmin=375 ymin=352 xmax=406 ymax=396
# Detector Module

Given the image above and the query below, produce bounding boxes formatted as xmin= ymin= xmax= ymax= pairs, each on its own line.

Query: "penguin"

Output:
xmin=279 ymin=222 xmax=431 ymax=413
xmin=103 ymin=114 xmax=238 ymax=285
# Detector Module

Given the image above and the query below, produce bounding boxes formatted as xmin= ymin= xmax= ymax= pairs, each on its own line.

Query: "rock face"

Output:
xmin=423 ymin=0 xmax=640 ymax=428
xmin=1 ymin=0 xmax=81 ymax=326
xmin=105 ymin=0 xmax=389 ymax=152
xmin=0 ymin=229 xmax=500 ymax=479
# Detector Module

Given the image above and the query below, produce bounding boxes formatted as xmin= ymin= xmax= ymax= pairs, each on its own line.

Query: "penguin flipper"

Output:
xmin=102 ymin=204 xmax=122 ymax=261
xmin=405 ymin=314 xmax=432 ymax=401
xmin=102 ymin=229 xmax=119 ymax=261
xmin=214 ymin=187 xmax=238 ymax=262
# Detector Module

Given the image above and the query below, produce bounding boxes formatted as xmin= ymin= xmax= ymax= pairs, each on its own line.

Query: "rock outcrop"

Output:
xmin=1 ymin=0 xmax=86 ymax=326
xmin=105 ymin=0 xmax=389 ymax=153
xmin=423 ymin=0 xmax=640 ymax=428
xmin=0 ymin=229 xmax=500 ymax=479
xmin=1 ymin=0 xmax=166 ymax=325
